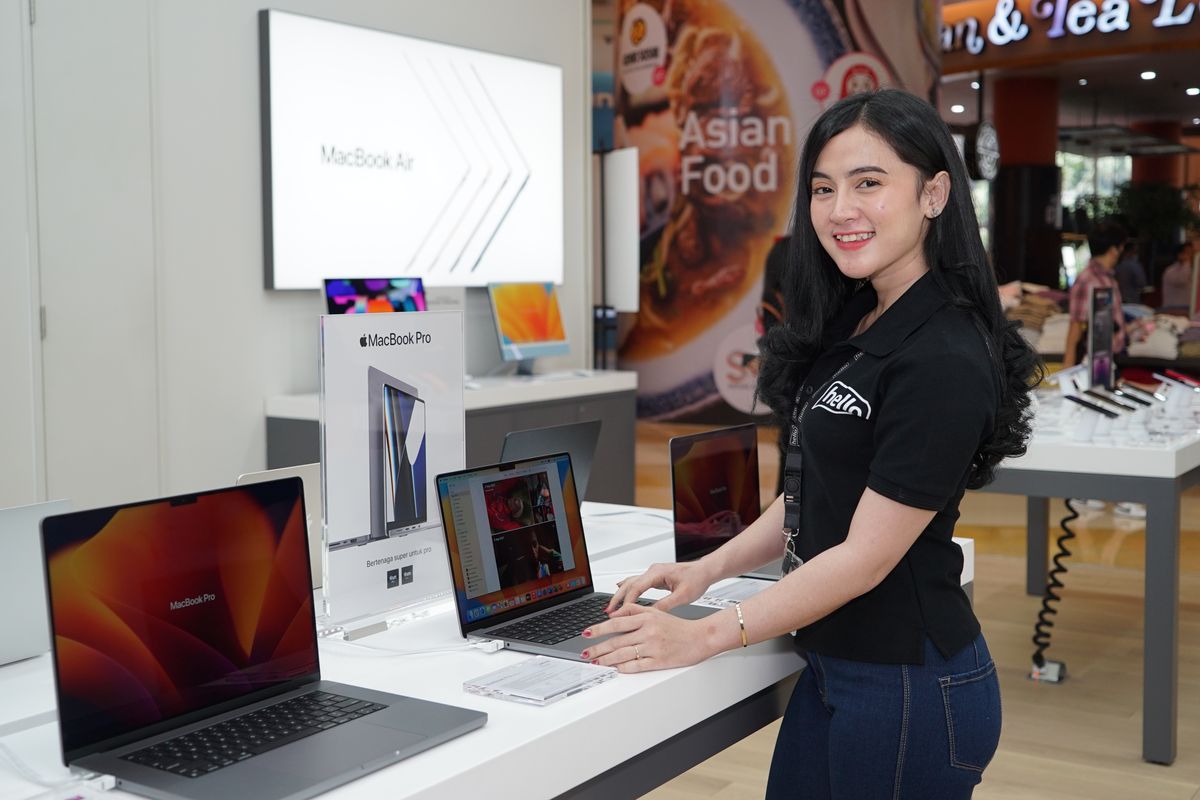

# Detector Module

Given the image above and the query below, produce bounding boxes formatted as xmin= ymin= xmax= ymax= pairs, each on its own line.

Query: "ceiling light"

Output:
xmin=1188 ymin=87 xmax=1200 ymax=96
xmin=1141 ymin=71 xmax=1156 ymax=80
xmin=1078 ymin=78 xmax=1088 ymax=86
xmin=951 ymin=104 xmax=965 ymax=114
xmin=970 ymin=81 xmax=980 ymax=90
xmin=1194 ymin=117 xmax=1200 ymax=126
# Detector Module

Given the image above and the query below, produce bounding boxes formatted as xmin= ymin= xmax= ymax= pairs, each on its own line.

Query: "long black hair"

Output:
xmin=757 ymin=89 xmax=1041 ymax=489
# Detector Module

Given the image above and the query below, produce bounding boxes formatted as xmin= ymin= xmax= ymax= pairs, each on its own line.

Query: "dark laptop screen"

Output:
xmin=437 ymin=453 xmax=592 ymax=631
xmin=42 ymin=479 xmax=319 ymax=757
xmin=671 ymin=424 xmax=761 ymax=562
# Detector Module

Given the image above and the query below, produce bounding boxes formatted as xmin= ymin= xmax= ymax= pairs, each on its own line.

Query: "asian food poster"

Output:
xmin=611 ymin=0 xmax=940 ymax=421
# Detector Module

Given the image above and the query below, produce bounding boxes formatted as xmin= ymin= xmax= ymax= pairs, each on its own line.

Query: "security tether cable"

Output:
xmin=1029 ymin=498 xmax=1077 ymax=682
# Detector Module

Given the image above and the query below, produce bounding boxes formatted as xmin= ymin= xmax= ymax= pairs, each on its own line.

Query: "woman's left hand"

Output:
xmin=580 ymin=604 xmax=713 ymax=673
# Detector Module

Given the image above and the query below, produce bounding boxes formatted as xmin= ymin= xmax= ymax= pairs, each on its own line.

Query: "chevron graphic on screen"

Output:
xmin=262 ymin=11 xmax=563 ymax=289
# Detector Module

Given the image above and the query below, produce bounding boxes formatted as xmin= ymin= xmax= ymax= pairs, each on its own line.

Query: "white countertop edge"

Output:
xmin=266 ymin=371 xmax=638 ymax=419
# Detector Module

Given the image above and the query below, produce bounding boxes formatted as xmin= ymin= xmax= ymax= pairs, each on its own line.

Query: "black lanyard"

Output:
xmin=781 ymin=351 xmax=864 ymax=575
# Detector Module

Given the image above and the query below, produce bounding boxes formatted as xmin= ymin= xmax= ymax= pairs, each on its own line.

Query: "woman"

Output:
xmin=583 ymin=90 xmax=1039 ymax=797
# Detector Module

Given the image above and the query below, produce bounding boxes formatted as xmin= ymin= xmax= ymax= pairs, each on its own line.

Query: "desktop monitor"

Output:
xmin=1088 ymin=286 xmax=1115 ymax=391
xmin=488 ymin=283 xmax=569 ymax=371
xmin=323 ymin=278 xmax=426 ymax=314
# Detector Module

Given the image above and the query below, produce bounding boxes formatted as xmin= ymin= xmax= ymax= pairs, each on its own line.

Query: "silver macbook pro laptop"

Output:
xmin=499 ymin=419 xmax=602 ymax=500
xmin=670 ymin=424 xmax=781 ymax=581
xmin=0 ymin=498 xmax=70 ymax=666
xmin=236 ymin=463 xmax=322 ymax=590
xmin=436 ymin=452 xmax=717 ymax=660
xmin=41 ymin=478 xmax=485 ymax=800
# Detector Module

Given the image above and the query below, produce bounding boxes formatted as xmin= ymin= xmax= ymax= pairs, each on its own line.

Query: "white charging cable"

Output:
xmin=325 ymin=638 xmax=505 ymax=658
xmin=325 ymin=639 xmax=474 ymax=658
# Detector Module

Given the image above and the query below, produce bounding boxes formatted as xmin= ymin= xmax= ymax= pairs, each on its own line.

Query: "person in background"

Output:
xmin=1114 ymin=240 xmax=1146 ymax=305
xmin=1063 ymin=219 xmax=1127 ymax=368
xmin=1066 ymin=223 xmax=1150 ymax=518
xmin=1160 ymin=241 xmax=1196 ymax=311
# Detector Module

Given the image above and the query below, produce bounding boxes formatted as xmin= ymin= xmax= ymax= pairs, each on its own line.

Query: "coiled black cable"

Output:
xmin=1032 ymin=497 xmax=1078 ymax=668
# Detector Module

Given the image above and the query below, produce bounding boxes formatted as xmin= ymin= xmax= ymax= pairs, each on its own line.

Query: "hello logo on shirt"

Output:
xmin=813 ymin=381 xmax=873 ymax=419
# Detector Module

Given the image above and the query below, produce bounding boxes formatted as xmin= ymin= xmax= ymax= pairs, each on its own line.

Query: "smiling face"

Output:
xmin=809 ymin=124 xmax=948 ymax=290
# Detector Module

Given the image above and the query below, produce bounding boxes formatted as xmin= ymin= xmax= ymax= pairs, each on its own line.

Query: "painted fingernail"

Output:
xmin=582 ymin=629 xmax=592 ymax=637
xmin=580 ymin=651 xmax=589 ymax=659
xmin=591 ymin=660 xmax=599 ymax=665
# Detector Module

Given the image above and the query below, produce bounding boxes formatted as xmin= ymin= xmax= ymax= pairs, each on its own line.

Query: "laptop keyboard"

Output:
xmin=121 ymin=691 xmax=387 ymax=779
xmin=489 ymin=594 xmax=652 ymax=645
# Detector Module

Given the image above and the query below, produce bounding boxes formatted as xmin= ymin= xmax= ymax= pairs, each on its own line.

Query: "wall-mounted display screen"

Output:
xmin=323 ymin=278 xmax=426 ymax=314
xmin=488 ymin=283 xmax=569 ymax=362
xmin=260 ymin=10 xmax=564 ymax=289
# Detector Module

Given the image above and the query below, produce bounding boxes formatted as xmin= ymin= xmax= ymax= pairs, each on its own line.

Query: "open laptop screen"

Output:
xmin=671 ymin=424 xmax=761 ymax=562
xmin=323 ymin=277 xmax=426 ymax=314
xmin=437 ymin=453 xmax=591 ymax=632
xmin=42 ymin=479 xmax=319 ymax=759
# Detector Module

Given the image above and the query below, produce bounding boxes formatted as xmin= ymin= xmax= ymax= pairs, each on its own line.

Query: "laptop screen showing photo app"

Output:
xmin=437 ymin=453 xmax=592 ymax=631
xmin=42 ymin=479 xmax=318 ymax=757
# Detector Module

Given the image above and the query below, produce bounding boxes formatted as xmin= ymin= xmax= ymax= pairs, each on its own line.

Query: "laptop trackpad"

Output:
xmin=264 ymin=722 xmax=425 ymax=779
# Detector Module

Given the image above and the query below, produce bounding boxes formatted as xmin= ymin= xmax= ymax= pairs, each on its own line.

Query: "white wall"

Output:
xmin=33 ymin=0 xmax=163 ymax=509
xmin=0 ymin=0 xmax=43 ymax=508
xmin=26 ymin=0 xmax=591 ymax=507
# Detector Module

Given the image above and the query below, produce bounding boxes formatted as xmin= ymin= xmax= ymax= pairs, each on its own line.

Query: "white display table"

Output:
xmin=0 ymin=504 xmax=974 ymax=799
xmin=982 ymin=430 xmax=1200 ymax=765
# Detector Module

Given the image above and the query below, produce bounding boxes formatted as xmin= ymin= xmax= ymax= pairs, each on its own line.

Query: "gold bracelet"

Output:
xmin=734 ymin=602 xmax=748 ymax=648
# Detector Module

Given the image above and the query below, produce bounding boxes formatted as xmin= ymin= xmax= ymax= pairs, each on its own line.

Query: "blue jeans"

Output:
xmin=766 ymin=634 xmax=1001 ymax=799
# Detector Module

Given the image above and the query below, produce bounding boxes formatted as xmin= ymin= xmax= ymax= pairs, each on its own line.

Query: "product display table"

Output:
xmin=979 ymin=427 xmax=1200 ymax=765
xmin=0 ymin=503 xmax=975 ymax=799
xmin=265 ymin=371 xmax=638 ymax=504
xmin=0 ymin=505 xmax=799 ymax=800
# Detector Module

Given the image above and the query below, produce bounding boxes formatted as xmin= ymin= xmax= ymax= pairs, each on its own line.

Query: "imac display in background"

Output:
xmin=324 ymin=278 xmax=426 ymax=314
xmin=261 ymin=10 xmax=564 ymax=289
xmin=488 ymin=283 xmax=569 ymax=373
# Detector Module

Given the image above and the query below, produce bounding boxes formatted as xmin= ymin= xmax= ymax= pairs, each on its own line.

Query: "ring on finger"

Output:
xmin=634 ymin=645 xmax=641 ymax=660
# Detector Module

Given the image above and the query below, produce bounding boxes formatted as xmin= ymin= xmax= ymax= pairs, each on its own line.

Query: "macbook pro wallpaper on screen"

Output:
xmin=43 ymin=482 xmax=317 ymax=753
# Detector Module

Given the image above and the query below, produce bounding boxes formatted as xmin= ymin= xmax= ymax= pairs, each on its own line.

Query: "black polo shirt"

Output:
xmin=790 ymin=272 xmax=996 ymax=664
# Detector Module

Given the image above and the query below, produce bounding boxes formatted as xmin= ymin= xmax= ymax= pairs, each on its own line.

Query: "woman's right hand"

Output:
xmin=605 ymin=560 xmax=714 ymax=614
